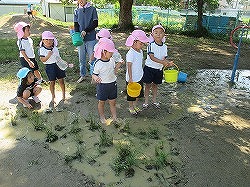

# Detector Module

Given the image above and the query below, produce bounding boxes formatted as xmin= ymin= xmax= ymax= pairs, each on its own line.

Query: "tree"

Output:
xmin=60 ymin=0 xmax=182 ymax=31
xmin=189 ymin=0 xmax=219 ymax=36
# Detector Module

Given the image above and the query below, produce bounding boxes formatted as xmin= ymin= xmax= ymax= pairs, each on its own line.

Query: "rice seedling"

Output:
xmin=10 ymin=115 xmax=18 ymax=126
xmin=86 ymin=114 xmax=100 ymax=131
xmin=111 ymin=142 xmax=137 ymax=176
xmin=45 ymin=126 xmax=58 ymax=143
xmin=28 ymin=111 xmax=46 ymax=131
xmin=99 ymin=129 xmax=113 ymax=147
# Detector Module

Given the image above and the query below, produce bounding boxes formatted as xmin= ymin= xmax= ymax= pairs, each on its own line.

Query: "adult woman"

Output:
xmin=74 ymin=0 xmax=98 ymax=83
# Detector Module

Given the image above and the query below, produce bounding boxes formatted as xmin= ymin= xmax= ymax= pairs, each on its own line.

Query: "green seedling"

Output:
xmin=153 ymin=143 xmax=170 ymax=170
xmin=148 ymin=127 xmax=160 ymax=140
xmin=45 ymin=127 xmax=58 ymax=143
xmin=99 ymin=129 xmax=113 ymax=147
xmin=10 ymin=115 xmax=18 ymax=126
xmin=29 ymin=111 xmax=46 ymax=131
xmin=86 ymin=114 xmax=100 ymax=131
xmin=111 ymin=142 xmax=137 ymax=176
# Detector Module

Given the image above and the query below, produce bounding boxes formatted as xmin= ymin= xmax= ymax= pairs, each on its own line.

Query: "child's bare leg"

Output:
xmin=134 ymin=98 xmax=139 ymax=107
xmin=49 ymin=81 xmax=56 ymax=103
xmin=23 ymin=90 xmax=31 ymax=100
xmin=33 ymin=85 xmax=42 ymax=96
xmin=98 ymin=100 xmax=106 ymax=123
xmin=152 ymin=83 xmax=158 ymax=103
xmin=58 ymin=78 xmax=65 ymax=100
xmin=128 ymin=101 xmax=134 ymax=110
xmin=34 ymin=70 xmax=42 ymax=80
xmin=144 ymin=83 xmax=151 ymax=105
xmin=109 ymin=99 xmax=117 ymax=121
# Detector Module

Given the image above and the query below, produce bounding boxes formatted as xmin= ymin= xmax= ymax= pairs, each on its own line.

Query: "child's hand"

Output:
xmin=93 ymin=75 xmax=102 ymax=83
xmin=29 ymin=61 xmax=35 ymax=68
xmin=164 ymin=60 xmax=174 ymax=67
xmin=24 ymin=101 xmax=33 ymax=109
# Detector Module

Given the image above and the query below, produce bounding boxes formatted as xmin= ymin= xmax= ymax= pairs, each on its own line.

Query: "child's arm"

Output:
xmin=127 ymin=62 xmax=133 ymax=83
xmin=148 ymin=53 xmax=173 ymax=66
xmin=17 ymin=96 xmax=33 ymax=109
xmin=40 ymin=50 xmax=53 ymax=63
xmin=114 ymin=59 xmax=125 ymax=74
xmin=92 ymin=74 xmax=101 ymax=83
xmin=20 ymin=51 xmax=34 ymax=68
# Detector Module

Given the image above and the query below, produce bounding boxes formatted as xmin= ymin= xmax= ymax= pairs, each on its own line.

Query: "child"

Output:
xmin=39 ymin=31 xmax=66 ymax=108
xmin=92 ymin=38 xmax=123 ymax=124
xmin=16 ymin=67 xmax=42 ymax=109
xmin=125 ymin=30 xmax=149 ymax=115
xmin=14 ymin=22 xmax=43 ymax=81
xmin=90 ymin=28 xmax=124 ymax=76
xmin=142 ymin=25 xmax=174 ymax=109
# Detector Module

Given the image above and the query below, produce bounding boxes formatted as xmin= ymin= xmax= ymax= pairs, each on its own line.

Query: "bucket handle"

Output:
xmin=163 ymin=63 xmax=179 ymax=71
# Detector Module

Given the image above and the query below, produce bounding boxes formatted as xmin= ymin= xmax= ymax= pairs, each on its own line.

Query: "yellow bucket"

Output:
xmin=163 ymin=63 xmax=179 ymax=83
xmin=127 ymin=82 xmax=142 ymax=97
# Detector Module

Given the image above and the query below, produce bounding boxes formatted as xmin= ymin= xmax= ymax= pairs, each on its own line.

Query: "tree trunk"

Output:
xmin=118 ymin=0 xmax=134 ymax=31
xmin=197 ymin=0 xmax=204 ymax=34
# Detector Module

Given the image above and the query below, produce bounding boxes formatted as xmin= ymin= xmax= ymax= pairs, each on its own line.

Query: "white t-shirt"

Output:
xmin=39 ymin=46 xmax=60 ymax=65
xmin=145 ymin=42 xmax=168 ymax=70
xmin=126 ymin=48 xmax=144 ymax=82
xmin=17 ymin=37 xmax=35 ymax=58
xmin=93 ymin=58 xmax=117 ymax=83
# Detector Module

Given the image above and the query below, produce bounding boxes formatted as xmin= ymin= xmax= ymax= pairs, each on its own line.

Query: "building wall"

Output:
xmin=0 ymin=5 xmax=27 ymax=16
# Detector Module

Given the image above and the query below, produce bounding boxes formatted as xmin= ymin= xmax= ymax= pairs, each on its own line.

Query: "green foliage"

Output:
xmin=189 ymin=0 xmax=219 ymax=13
xmin=85 ymin=115 xmax=100 ymax=131
xmin=135 ymin=0 xmax=182 ymax=9
xmin=0 ymin=38 xmax=19 ymax=63
xmin=99 ymin=129 xmax=113 ymax=147
xmin=153 ymin=143 xmax=170 ymax=170
xmin=29 ymin=111 xmax=46 ymax=131
xmin=59 ymin=0 xmax=73 ymax=5
xmin=111 ymin=142 xmax=137 ymax=175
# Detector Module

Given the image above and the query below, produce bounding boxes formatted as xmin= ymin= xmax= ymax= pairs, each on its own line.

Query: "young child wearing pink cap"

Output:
xmin=125 ymin=29 xmax=149 ymax=115
xmin=39 ymin=31 xmax=66 ymax=110
xmin=14 ymin=22 xmax=43 ymax=81
xmin=142 ymin=24 xmax=174 ymax=109
xmin=89 ymin=28 xmax=124 ymax=76
xmin=92 ymin=38 xmax=123 ymax=124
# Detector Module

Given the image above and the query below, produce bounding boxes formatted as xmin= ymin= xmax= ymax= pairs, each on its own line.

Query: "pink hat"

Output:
xmin=149 ymin=24 xmax=166 ymax=43
xmin=125 ymin=30 xmax=149 ymax=47
xmin=14 ymin=22 xmax=30 ymax=39
xmin=94 ymin=38 xmax=117 ymax=59
xmin=40 ymin=31 xmax=58 ymax=46
xmin=96 ymin=28 xmax=112 ymax=40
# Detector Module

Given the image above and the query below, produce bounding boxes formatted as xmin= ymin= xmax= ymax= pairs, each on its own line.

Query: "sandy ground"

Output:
xmin=0 ymin=14 xmax=250 ymax=187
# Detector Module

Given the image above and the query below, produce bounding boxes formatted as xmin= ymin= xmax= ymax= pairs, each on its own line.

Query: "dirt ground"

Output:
xmin=0 ymin=14 xmax=250 ymax=187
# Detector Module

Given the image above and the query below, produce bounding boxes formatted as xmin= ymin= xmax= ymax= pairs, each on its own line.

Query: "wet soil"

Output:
xmin=0 ymin=14 xmax=250 ymax=187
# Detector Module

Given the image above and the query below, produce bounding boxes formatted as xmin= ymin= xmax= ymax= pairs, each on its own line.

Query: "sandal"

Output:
xmin=153 ymin=102 xmax=160 ymax=109
xmin=134 ymin=107 xmax=141 ymax=113
xmin=142 ymin=103 xmax=149 ymax=109
xmin=129 ymin=108 xmax=137 ymax=115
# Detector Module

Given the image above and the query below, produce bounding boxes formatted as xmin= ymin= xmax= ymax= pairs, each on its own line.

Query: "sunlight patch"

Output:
xmin=220 ymin=115 xmax=250 ymax=130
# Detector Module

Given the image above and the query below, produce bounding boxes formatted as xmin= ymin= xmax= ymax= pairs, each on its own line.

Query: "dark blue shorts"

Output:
xmin=20 ymin=57 xmax=39 ymax=71
xmin=142 ymin=65 xmax=163 ymax=84
xmin=45 ymin=63 xmax=66 ymax=81
xmin=96 ymin=81 xmax=117 ymax=101
xmin=126 ymin=80 xmax=144 ymax=101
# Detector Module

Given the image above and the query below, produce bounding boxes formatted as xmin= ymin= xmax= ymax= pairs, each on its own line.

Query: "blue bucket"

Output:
xmin=178 ymin=71 xmax=187 ymax=83
xmin=71 ymin=32 xmax=83 ymax=46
